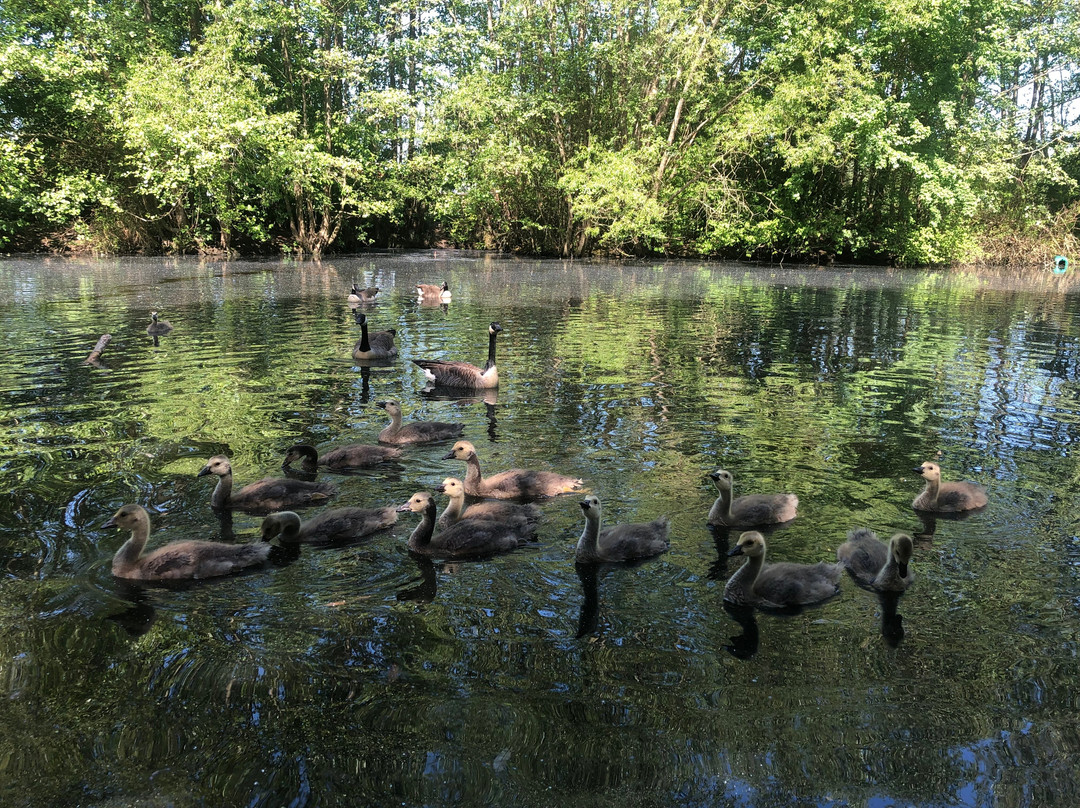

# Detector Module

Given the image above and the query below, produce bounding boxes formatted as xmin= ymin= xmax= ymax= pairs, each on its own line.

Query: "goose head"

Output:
xmin=375 ymin=400 xmax=403 ymax=417
xmin=283 ymin=444 xmax=317 ymax=466
xmin=397 ymin=491 xmax=436 ymax=514
xmin=442 ymin=441 xmax=478 ymax=462
xmin=197 ymin=455 xmax=232 ymax=478
xmin=890 ymin=533 xmax=914 ymax=577
xmin=437 ymin=477 xmax=466 ymax=498
xmin=489 ymin=322 xmax=503 ymax=336
xmin=261 ymin=511 xmax=302 ymax=542
xmin=914 ymin=462 xmax=941 ymax=482
xmin=103 ymin=503 xmax=149 ymax=531
xmin=708 ymin=469 xmax=734 ymax=493
xmin=727 ymin=531 xmax=767 ymax=559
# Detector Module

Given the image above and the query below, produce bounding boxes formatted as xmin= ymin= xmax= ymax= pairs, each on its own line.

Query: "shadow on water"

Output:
xmin=912 ymin=505 xmax=986 ymax=544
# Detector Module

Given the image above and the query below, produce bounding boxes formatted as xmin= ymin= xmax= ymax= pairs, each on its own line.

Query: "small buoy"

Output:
xmin=1054 ymin=255 xmax=1069 ymax=274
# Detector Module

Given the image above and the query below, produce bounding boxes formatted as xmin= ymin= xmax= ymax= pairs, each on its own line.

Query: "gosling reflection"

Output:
xmin=878 ymin=591 xmax=905 ymax=647
xmin=707 ymin=525 xmax=732 ymax=579
xmin=105 ymin=580 xmax=158 ymax=637
xmin=913 ymin=507 xmax=979 ymax=544
xmin=575 ymin=561 xmax=600 ymax=638
xmin=396 ymin=555 xmax=438 ymax=603
xmin=722 ymin=601 xmax=760 ymax=659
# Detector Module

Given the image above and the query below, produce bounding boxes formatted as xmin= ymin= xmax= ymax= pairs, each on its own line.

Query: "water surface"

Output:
xmin=1 ymin=253 xmax=1078 ymax=807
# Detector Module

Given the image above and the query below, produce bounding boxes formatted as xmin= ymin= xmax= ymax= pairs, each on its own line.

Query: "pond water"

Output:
xmin=1 ymin=253 xmax=1079 ymax=807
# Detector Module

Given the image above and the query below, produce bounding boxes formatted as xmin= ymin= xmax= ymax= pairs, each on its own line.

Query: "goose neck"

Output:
xmin=357 ymin=318 xmax=371 ymax=352
xmin=708 ymin=487 xmax=733 ymax=522
xmin=576 ymin=511 xmax=601 ymax=557
xmin=463 ymin=455 xmax=484 ymax=490
xmin=112 ymin=516 xmax=150 ymax=575
xmin=408 ymin=502 xmax=437 ymax=550
xmin=211 ymin=472 xmax=233 ymax=509
xmin=484 ymin=330 xmax=499 ymax=371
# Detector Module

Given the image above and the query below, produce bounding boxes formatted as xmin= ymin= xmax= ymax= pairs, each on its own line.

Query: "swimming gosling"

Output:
xmin=283 ymin=443 xmax=402 ymax=472
xmin=707 ymin=469 xmax=798 ymax=527
xmin=912 ymin=462 xmax=988 ymax=512
xmin=442 ymin=440 xmax=584 ymax=500
xmin=352 ymin=312 xmax=397 ymax=361
xmin=397 ymin=491 xmax=536 ymax=558
xmin=260 ymin=507 xmax=398 ymax=545
xmin=348 ymin=285 xmax=379 ymax=304
xmin=413 ymin=322 xmax=502 ymax=390
xmin=837 ymin=528 xmax=915 ymax=592
xmin=104 ymin=503 xmax=291 ymax=580
xmin=575 ymin=495 xmax=670 ymax=563
xmin=376 ymin=400 xmax=464 ymax=445
xmin=724 ymin=531 xmax=842 ymax=608
xmin=197 ymin=455 xmax=337 ymax=512
xmin=146 ymin=311 xmax=173 ymax=335
xmin=435 ymin=477 xmax=541 ymax=529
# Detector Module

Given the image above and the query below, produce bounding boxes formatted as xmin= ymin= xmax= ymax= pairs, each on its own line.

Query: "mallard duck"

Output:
xmin=352 ymin=312 xmax=397 ymax=361
xmin=435 ymin=477 xmax=541 ymax=529
xmin=575 ymin=494 xmax=670 ymax=563
xmin=837 ymin=528 xmax=915 ymax=592
xmin=260 ymin=507 xmax=397 ymax=545
xmin=376 ymin=400 xmax=464 ymax=445
xmin=397 ymin=491 xmax=535 ymax=558
xmin=723 ymin=531 xmax=841 ymax=608
xmin=197 ymin=455 xmax=336 ymax=512
xmin=442 ymin=440 xmax=583 ymax=500
xmin=707 ymin=469 xmax=798 ymax=527
xmin=146 ymin=311 xmax=173 ymax=336
xmin=413 ymin=322 xmax=502 ymax=390
xmin=103 ymin=503 xmax=291 ymax=580
xmin=912 ymin=462 xmax=988 ymax=512
xmin=282 ymin=443 xmax=401 ymax=472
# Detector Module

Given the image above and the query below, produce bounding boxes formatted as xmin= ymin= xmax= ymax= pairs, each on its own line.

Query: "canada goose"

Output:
xmin=442 ymin=440 xmax=584 ymax=500
xmin=146 ymin=311 xmax=173 ymax=336
xmin=103 ymin=503 xmax=292 ymax=580
xmin=197 ymin=455 xmax=337 ymax=512
xmin=912 ymin=462 xmax=988 ymax=512
xmin=282 ymin=443 xmax=402 ymax=472
xmin=837 ymin=528 xmax=915 ymax=592
xmin=724 ymin=531 xmax=842 ymax=608
xmin=260 ymin=507 xmax=397 ymax=545
xmin=575 ymin=495 xmax=670 ymax=563
xmin=352 ymin=312 xmax=397 ymax=361
xmin=435 ymin=477 xmax=541 ymax=529
xmin=348 ymin=285 xmax=379 ymax=304
xmin=397 ymin=491 xmax=536 ymax=558
xmin=376 ymin=399 xmax=464 ymax=445
xmin=707 ymin=469 xmax=798 ymax=527
xmin=416 ymin=281 xmax=451 ymax=300
xmin=413 ymin=322 xmax=502 ymax=390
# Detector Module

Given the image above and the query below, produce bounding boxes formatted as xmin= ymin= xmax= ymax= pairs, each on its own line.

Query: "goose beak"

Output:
xmin=897 ymin=561 xmax=909 ymax=578
xmin=435 ymin=484 xmax=446 ymax=493
xmin=727 ymin=544 xmax=745 ymax=557
xmin=375 ymin=400 xmax=388 ymax=409
xmin=196 ymin=465 xmax=212 ymax=477
xmin=102 ymin=517 xmax=117 ymax=529
xmin=912 ymin=466 xmax=925 ymax=475
xmin=579 ymin=499 xmax=591 ymax=511
xmin=396 ymin=501 xmax=413 ymax=513
xmin=440 ymin=449 xmax=456 ymax=460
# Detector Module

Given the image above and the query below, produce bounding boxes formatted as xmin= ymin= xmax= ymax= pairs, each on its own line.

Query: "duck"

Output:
xmin=723 ymin=531 xmax=842 ymax=608
xmin=103 ymin=503 xmax=292 ymax=580
xmin=412 ymin=322 xmax=502 ymax=390
xmin=442 ymin=440 xmax=584 ymax=500
xmin=146 ymin=311 xmax=173 ymax=336
xmin=260 ymin=506 xmax=398 ymax=545
xmin=348 ymin=285 xmax=380 ymax=304
xmin=435 ymin=477 xmax=541 ymax=529
xmin=575 ymin=495 xmax=670 ymax=563
xmin=197 ymin=455 xmax=337 ymax=512
xmin=282 ymin=442 xmax=402 ymax=472
xmin=397 ymin=491 xmax=536 ymax=558
xmin=707 ymin=469 xmax=798 ymax=527
xmin=912 ymin=461 xmax=988 ymax=512
xmin=376 ymin=399 xmax=464 ymax=445
xmin=836 ymin=528 xmax=915 ymax=592
xmin=416 ymin=281 xmax=451 ymax=300
xmin=352 ymin=312 xmax=397 ymax=361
